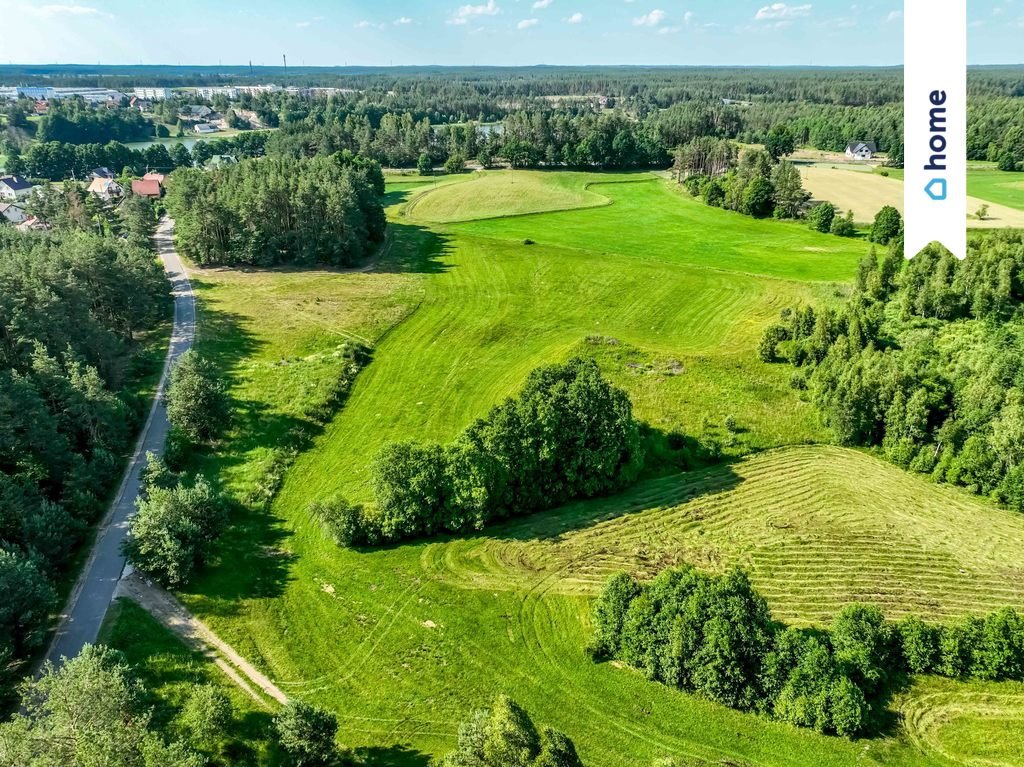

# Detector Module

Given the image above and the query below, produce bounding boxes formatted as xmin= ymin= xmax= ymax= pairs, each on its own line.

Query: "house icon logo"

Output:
xmin=925 ymin=178 xmax=947 ymax=201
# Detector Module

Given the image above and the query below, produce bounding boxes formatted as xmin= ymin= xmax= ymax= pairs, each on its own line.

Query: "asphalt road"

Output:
xmin=44 ymin=216 xmax=195 ymax=667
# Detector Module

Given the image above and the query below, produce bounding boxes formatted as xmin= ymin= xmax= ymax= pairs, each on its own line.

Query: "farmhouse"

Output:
xmin=87 ymin=177 xmax=124 ymax=201
xmin=131 ymin=178 xmax=163 ymax=199
xmin=90 ymin=167 xmax=115 ymax=180
xmin=845 ymin=141 xmax=878 ymax=160
xmin=142 ymin=171 xmax=167 ymax=185
xmin=193 ymin=122 xmax=220 ymax=135
xmin=0 ymin=175 xmax=34 ymax=201
xmin=0 ymin=202 xmax=28 ymax=225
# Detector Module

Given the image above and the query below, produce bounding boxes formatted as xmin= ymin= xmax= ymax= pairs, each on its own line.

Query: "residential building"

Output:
xmin=193 ymin=123 xmax=220 ymax=135
xmin=87 ymin=177 xmax=124 ymax=201
xmin=131 ymin=179 xmax=163 ymax=199
xmin=90 ymin=167 xmax=115 ymax=180
xmin=845 ymin=141 xmax=878 ymax=161
xmin=206 ymin=155 xmax=238 ymax=169
xmin=0 ymin=175 xmax=34 ymax=201
xmin=133 ymin=87 xmax=172 ymax=100
xmin=0 ymin=202 xmax=29 ymax=225
xmin=142 ymin=172 xmax=167 ymax=185
xmin=182 ymin=104 xmax=214 ymax=119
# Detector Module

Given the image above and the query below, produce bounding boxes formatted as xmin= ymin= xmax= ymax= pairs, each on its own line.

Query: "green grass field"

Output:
xmin=111 ymin=170 xmax=1024 ymax=767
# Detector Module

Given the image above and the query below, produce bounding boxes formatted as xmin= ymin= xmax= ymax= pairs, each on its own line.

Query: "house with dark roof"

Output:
xmin=90 ymin=167 xmax=115 ymax=180
xmin=0 ymin=175 xmax=34 ymax=201
xmin=845 ymin=141 xmax=878 ymax=161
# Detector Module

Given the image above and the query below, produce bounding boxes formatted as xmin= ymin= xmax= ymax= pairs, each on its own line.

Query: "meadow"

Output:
xmin=112 ymin=170 xmax=1024 ymax=766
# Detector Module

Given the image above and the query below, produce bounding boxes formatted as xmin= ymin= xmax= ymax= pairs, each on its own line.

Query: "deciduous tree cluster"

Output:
xmin=760 ymin=232 xmax=1024 ymax=511
xmin=327 ymin=358 xmax=644 ymax=546
xmin=591 ymin=567 xmax=1024 ymax=737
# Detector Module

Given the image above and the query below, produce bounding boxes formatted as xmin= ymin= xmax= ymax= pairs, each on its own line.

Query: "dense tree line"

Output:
xmin=316 ymin=358 xmax=643 ymax=546
xmin=164 ymin=152 xmax=385 ymax=267
xmin=0 ymin=227 xmax=169 ymax=700
xmin=591 ymin=567 xmax=1024 ymax=737
xmin=760 ymin=232 xmax=1024 ymax=510
xmin=6 ymin=132 xmax=270 ymax=181
xmin=35 ymin=99 xmax=155 ymax=145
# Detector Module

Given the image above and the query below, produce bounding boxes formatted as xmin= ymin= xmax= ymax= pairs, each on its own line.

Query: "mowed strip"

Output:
xmin=422 ymin=445 xmax=1024 ymax=624
xmin=800 ymin=163 xmax=1024 ymax=227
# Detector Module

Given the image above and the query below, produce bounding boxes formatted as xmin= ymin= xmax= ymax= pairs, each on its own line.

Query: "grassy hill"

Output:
xmin=113 ymin=171 xmax=1024 ymax=767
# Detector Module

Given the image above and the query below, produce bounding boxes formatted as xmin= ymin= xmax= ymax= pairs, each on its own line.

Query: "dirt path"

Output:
xmin=117 ymin=572 xmax=288 ymax=708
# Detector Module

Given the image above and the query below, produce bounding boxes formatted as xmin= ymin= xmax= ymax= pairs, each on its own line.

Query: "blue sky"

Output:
xmin=0 ymin=1 xmax=1020 ymax=67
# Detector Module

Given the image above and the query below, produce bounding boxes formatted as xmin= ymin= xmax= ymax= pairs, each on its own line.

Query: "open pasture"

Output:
xmin=112 ymin=170 xmax=1024 ymax=766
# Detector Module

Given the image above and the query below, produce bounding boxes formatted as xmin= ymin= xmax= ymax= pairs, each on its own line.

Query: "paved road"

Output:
xmin=44 ymin=216 xmax=195 ymax=666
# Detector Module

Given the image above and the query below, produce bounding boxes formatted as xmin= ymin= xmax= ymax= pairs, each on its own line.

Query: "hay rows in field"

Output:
xmin=422 ymin=446 xmax=1024 ymax=624
xmin=899 ymin=685 xmax=1024 ymax=767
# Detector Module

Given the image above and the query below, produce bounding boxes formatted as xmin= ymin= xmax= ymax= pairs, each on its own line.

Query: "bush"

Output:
xmin=830 ymin=210 xmax=857 ymax=237
xmin=309 ymin=497 xmax=366 ymax=547
xmin=438 ymin=695 xmax=583 ymax=767
xmin=870 ymin=205 xmax=902 ymax=245
xmin=274 ymin=701 xmax=338 ymax=767
xmin=123 ymin=475 xmax=226 ymax=587
xmin=806 ymin=202 xmax=837 ymax=233
xmin=166 ymin=350 xmax=230 ymax=444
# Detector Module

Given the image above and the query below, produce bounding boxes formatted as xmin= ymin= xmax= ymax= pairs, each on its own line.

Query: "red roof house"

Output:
xmin=131 ymin=179 xmax=162 ymax=198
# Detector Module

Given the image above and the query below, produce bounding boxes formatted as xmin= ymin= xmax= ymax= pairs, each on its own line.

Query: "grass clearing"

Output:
xmin=799 ymin=163 xmax=1024 ymax=228
xmin=403 ymin=170 xmax=613 ymax=223
xmin=108 ymin=170 xmax=1024 ymax=766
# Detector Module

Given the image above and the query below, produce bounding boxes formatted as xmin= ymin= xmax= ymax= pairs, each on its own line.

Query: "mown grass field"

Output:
xmin=799 ymin=163 xmax=1024 ymax=228
xmin=113 ymin=171 xmax=1024 ymax=766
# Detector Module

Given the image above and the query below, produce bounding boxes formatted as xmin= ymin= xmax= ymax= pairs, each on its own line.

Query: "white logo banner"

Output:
xmin=904 ymin=0 xmax=967 ymax=260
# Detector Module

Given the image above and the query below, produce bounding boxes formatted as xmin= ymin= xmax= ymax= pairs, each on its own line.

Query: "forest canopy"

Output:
xmin=0 ymin=227 xmax=169 ymax=699
xmin=164 ymin=152 xmax=386 ymax=267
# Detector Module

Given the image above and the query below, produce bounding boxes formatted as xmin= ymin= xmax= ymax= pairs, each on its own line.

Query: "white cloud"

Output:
xmin=683 ymin=10 xmax=693 ymax=24
xmin=532 ymin=0 xmax=553 ymax=7
xmin=566 ymin=11 xmax=583 ymax=23
xmin=296 ymin=21 xmax=310 ymax=27
xmin=517 ymin=17 xmax=538 ymax=28
xmin=886 ymin=9 xmax=902 ymax=22
xmin=754 ymin=3 xmax=812 ymax=20
xmin=657 ymin=25 xmax=681 ymax=34
xmin=633 ymin=8 xmax=666 ymax=26
xmin=394 ymin=16 xmax=413 ymax=24
xmin=353 ymin=20 xmax=372 ymax=28
xmin=449 ymin=0 xmax=500 ymax=25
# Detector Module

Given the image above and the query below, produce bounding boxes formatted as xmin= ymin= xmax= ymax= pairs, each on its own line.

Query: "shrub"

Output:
xmin=274 ymin=701 xmax=338 ymax=767
xmin=870 ymin=206 xmax=902 ymax=245
xmin=806 ymin=202 xmax=837 ymax=233
xmin=309 ymin=497 xmax=366 ymax=547
xmin=830 ymin=210 xmax=857 ymax=237
xmin=166 ymin=350 xmax=230 ymax=444
xmin=123 ymin=475 xmax=226 ymax=587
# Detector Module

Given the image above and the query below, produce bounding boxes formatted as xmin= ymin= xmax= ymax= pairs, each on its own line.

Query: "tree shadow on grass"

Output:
xmin=351 ymin=744 xmax=433 ymax=767
xmin=483 ymin=452 xmax=744 ymax=546
xmin=173 ymin=285 xmax=297 ymax=611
